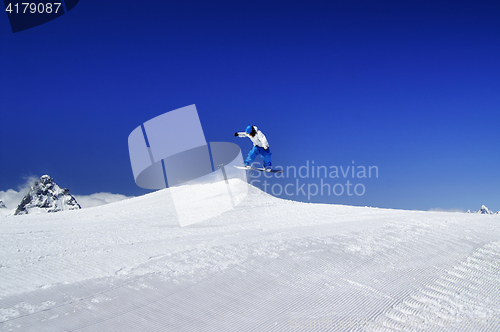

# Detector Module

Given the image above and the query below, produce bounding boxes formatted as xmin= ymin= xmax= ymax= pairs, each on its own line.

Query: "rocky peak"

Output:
xmin=478 ymin=205 xmax=494 ymax=215
xmin=14 ymin=175 xmax=81 ymax=215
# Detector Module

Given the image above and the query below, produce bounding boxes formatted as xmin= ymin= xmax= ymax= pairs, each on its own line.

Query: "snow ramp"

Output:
xmin=1 ymin=180 xmax=500 ymax=331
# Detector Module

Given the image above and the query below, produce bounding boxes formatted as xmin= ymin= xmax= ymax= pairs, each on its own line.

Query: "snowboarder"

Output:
xmin=234 ymin=125 xmax=273 ymax=171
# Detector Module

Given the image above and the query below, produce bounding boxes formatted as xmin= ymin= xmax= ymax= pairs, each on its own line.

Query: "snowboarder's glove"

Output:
xmin=264 ymin=146 xmax=269 ymax=150
xmin=234 ymin=132 xmax=239 ymax=137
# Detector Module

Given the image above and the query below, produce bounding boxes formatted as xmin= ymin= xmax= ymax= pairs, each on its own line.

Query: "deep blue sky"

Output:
xmin=1 ymin=0 xmax=499 ymax=211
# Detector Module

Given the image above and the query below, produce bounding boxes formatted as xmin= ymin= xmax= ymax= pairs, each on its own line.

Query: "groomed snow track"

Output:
xmin=1 ymin=181 xmax=500 ymax=331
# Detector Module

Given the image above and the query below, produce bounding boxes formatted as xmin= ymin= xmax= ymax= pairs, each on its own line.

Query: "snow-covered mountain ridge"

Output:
xmin=13 ymin=175 xmax=81 ymax=215
xmin=467 ymin=205 xmax=499 ymax=215
xmin=1 ymin=179 xmax=499 ymax=331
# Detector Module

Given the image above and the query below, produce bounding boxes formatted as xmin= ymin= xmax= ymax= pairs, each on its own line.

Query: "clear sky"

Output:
xmin=1 ymin=0 xmax=499 ymax=212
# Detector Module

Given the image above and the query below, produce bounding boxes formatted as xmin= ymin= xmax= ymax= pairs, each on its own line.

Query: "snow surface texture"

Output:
xmin=14 ymin=175 xmax=81 ymax=216
xmin=1 ymin=179 xmax=500 ymax=331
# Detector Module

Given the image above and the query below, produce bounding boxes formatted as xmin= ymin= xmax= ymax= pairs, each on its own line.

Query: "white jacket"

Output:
xmin=236 ymin=126 xmax=269 ymax=149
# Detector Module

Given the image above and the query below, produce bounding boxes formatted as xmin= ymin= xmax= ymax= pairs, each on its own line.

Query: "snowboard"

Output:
xmin=234 ymin=165 xmax=284 ymax=173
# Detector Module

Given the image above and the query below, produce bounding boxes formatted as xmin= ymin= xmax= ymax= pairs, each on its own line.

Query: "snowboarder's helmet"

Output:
xmin=246 ymin=125 xmax=254 ymax=134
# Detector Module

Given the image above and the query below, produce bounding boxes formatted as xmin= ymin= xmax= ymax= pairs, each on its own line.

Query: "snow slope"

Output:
xmin=1 ymin=179 xmax=500 ymax=331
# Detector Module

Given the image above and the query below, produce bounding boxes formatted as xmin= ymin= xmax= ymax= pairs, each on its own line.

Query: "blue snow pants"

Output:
xmin=245 ymin=146 xmax=272 ymax=167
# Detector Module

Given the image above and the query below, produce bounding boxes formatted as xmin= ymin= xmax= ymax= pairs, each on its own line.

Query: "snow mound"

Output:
xmin=1 ymin=180 xmax=500 ymax=331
